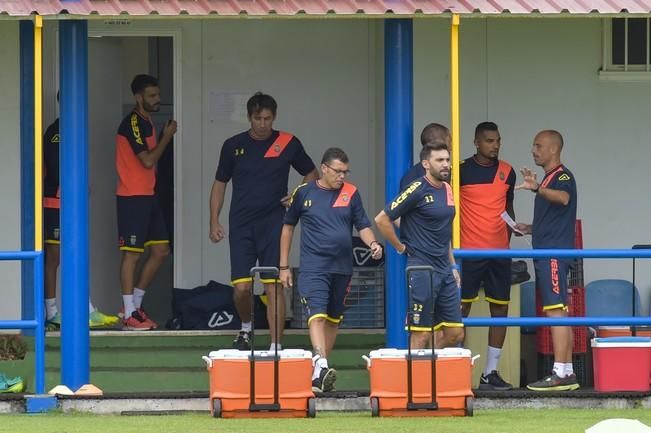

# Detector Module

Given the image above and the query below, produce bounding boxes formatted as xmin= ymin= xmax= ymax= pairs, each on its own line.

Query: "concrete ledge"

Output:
xmin=55 ymin=395 xmax=651 ymax=414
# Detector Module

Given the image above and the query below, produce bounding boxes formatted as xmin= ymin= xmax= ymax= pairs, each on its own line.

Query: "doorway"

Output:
xmin=87 ymin=35 xmax=176 ymax=325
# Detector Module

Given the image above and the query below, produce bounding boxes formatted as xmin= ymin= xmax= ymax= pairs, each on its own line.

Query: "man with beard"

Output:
xmin=115 ymin=74 xmax=177 ymax=330
xmin=459 ymin=122 xmax=516 ymax=391
xmin=399 ymin=123 xmax=451 ymax=190
xmin=375 ymin=142 xmax=463 ymax=349
xmin=279 ymin=147 xmax=382 ymax=392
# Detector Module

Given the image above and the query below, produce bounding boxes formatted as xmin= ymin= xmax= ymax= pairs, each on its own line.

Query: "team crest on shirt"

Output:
xmin=499 ymin=171 xmax=505 ymax=181
xmin=130 ymin=235 xmax=137 ymax=245
xmin=274 ymin=144 xmax=281 ymax=153
xmin=558 ymin=173 xmax=571 ymax=181
xmin=341 ymin=193 xmax=349 ymax=203
xmin=413 ymin=313 xmax=421 ymax=325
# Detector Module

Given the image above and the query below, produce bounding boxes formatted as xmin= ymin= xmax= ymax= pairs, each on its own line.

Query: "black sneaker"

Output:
xmin=479 ymin=370 xmax=513 ymax=391
xmin=527 ymin=373 xmax=580 ymax=391
xmin=232 ymin=331 xmax=251 ymax=350
xmin=311 ymin=368 xmax=337 ymax=393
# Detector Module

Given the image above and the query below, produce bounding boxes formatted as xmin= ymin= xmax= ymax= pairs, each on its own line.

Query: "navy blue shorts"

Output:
xmin=117 ymin=195 xmax=169 ymax=253
xmin=406 ymin=262 xmax=463 ymax=331
xmin=534 ymin=258 xmax=569 ymax=310
xmin=44 ymin=208 xmax=60 ymax=245
xmin=229 ymin=209 xmax=283 ymax=284
xmin=296 ymin=272 xmax=351 ymax=326
xmin=461 ymin=259 xmax=512 ymax=304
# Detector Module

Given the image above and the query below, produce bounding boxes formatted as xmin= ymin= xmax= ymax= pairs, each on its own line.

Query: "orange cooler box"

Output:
xmin=364 ymin=348 xmax=476 ymax=417
xmin=203 ymin=349 xmax=315 ymax=418
xmin=592 ymin=337 xmax=651 ymax=392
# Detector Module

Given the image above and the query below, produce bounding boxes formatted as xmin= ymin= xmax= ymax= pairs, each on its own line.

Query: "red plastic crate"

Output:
xmin=536 ymin=286 xmax=587 ymax=354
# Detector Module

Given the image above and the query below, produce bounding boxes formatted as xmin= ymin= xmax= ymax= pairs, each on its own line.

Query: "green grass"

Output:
xmin=0 ymin=409 xmax=650 ymax=433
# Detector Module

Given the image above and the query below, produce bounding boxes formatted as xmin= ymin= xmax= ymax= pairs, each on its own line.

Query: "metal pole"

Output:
xmin=450 ymin=14 xmax=461 ymax=249
xmin=19 ymin=20 xmax=35 ymax=328
xmin=384 ymin=19 xmax=413 ymax=349
xmin=59 ymin=20 xmax=90 ymax=391
xmin=33 ymin=252 xmax=45 ymax=393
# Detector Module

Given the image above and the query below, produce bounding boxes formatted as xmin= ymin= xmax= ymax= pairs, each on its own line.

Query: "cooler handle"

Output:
xmin=362 ymin=355 xmax=371 ymax=369
xmin=202 ymin=356 xmax=212 ymax=368
xmin=471 ymin=354 xmax=481 ymax=366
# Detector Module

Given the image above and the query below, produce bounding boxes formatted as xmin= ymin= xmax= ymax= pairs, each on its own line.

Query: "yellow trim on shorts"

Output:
xmin=461 ymin=296 xmax=479 ymax=303
xmin=405 ymin=325 xmax=434 ymax=332
xmin=120 ymin=246 xmax=144 ymax=253
xmin=144 ymin=240 xmax=169 ymax=247
xmin=434 ymin=322 xmax=464 ymax=331
xmin=326 ymin=315 xmax=342 ymax=324
xmin=231 ymin=277 xmax=253 ymax=285
xmin=542 ymin=303 xmax=568 ymax=312
xmin=260 ymin=278 xmax=281 ymax=284
xmin=44 ymin=240 xmax=60 ymax=245
xmin=485 ymin=297 xmax=510 ymax=305
xmin=307 ymin=313 xmax=329 ymax=325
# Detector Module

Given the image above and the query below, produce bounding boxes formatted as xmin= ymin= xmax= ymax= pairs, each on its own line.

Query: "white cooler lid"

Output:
xmin=368 ymin=348 xmax=471 ymax=359
xmin=591 ymin=337 xmax=651 ymax=348
xmin=207 ymin=349 xmax=313 ymax=359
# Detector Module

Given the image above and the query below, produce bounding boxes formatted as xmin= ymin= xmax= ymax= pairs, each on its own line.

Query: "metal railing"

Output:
xmin=0 ymin=250 xmax=44 ymax=394
xmin=455 ymin=248 xmax=651 ymax=328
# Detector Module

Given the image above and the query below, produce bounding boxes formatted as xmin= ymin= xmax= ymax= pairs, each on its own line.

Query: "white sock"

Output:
xmin=133 ymin=288 xmax=146 ymax=309
xmin=312 ymin=357 xmax=328 ymax=380
xmin=563 ymin=363 xmax=574 ymax=378
xmin=484 ymin=346 xmax=502 ymax=376
xmin=241 ymin=322 xmax=252 ymax=332
xmin=316 ymin=357 xmax=328 ymax=370
xmin=269 ymin=342 xmax=282 ymax=352
xmin=89 ymin=300 xmax=96 ymax=314
xmin=45 ymin=298 xmax=57 ymax=320
xmin=552 ymin=362 xmax=564 ymax=377
xmin=123 ymin=295 xmax=136 ymax=317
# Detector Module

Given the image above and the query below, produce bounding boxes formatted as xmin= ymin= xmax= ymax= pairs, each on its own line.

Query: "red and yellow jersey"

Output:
xmin=115 ymin=111 xmax=157 ymax=196
xmin=460 ymin=157 xmax=515 ymax=249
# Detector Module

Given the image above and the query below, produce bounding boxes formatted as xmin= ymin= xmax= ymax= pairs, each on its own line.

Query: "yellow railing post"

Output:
xmin=450 ymin=14 xmax=461 ymax=248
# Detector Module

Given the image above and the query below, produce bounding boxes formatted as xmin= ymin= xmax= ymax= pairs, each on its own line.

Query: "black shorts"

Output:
xmin=44 ymin=208 xmax=60 ymax=245
xmin=405 ymin=258 xmax=463 ymax=332
xmin=461 ymin=259 xmax=512 ymax=304
xmin=296 ymin=272 xmax=351 ymax=326
xmin=117 ymin=195 xmax=169 ymax=253
xmin=229 ymin=209 xmax=283 ymax=284
xmin=534 ymin=258 xmax=569 ymax=311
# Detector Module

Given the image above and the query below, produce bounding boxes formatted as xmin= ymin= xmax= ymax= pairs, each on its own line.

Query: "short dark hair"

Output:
xmin=321 ymin=147 xmax=349 ymax=165
xmin=420 ymin=123 xmax=449 ymax=145
xmin=247 ymin=92 xmax=278 ymax=117
xmin=420 ymin=142 xmax=448 ymax=162
xmin=474 ymin=121 xmax=499 ymax=140
xmin=540 ymin=129 xmax=564 ymax=149
xmin=131 ymin=74 xmax=159 ymax=95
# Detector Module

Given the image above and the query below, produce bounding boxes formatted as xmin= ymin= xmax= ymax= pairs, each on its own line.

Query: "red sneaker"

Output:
xmin=122 ymin=310 xmax=154 ymax=331
xmin=119 ymin=307 xmax=158 ymax=329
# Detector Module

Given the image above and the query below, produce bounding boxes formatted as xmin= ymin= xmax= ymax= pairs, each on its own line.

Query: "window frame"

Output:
xmin=600 ymin=17 xmax=651 ymax=81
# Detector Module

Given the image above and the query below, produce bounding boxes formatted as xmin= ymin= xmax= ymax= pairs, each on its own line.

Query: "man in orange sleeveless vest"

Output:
xmin=210 ymin=92 xmax=319 ymax=351
xmin=459 ymin=122 xmax=516 ymax=390
xmin=279 ymin=148 xmax=382 ymax=392
xmin=116 ymin=74 xmax=177 ymax=330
